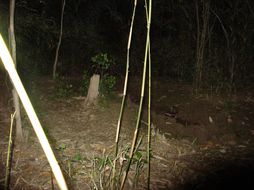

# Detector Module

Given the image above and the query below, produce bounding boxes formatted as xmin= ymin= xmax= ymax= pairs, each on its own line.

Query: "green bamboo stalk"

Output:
xmin=147 ymin=38 xmax=152 ymax=190
xmin=5 ymin=112 xmax=16 ymax=190
xmin=120 ymin=0 xmax=152 ymax=189
xmin=144 ymin=0 xmax=152 ymax=188
xmin=113 ymin=0 xmax=138 ymax=186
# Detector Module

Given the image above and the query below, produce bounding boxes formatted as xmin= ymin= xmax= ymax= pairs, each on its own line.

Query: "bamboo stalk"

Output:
xmin=113 ymin=0 xmax=137 ymax=186
xmin=145 ymin=1 xmax=152 ymax=188
xmin=4 ymin=112 xmax=15 ymax=190
xmin=147 ymin=39 xmax=151 ymax=190
xmin=120 ymin=0 xmax=152 ymax=188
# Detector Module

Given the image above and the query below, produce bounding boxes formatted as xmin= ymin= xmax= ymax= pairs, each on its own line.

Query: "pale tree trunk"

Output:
xmin=9 ymin=0 xmax=23 ymax=141
xmin=85 ymin=74 xmax=100 ymax=106
xmin=53 ymin=0 xmax=65 ymax=79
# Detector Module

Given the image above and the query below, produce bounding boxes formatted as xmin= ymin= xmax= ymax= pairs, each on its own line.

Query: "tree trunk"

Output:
xmin=194 ymin=0 xmax=210 ymax=92
xmin=85 ymin=74 xmax=100 ymax=106
xmin=9 ymin=0 xmax=23 ymax=141
xmin=53 ymin=0 xmax=65 ymax=79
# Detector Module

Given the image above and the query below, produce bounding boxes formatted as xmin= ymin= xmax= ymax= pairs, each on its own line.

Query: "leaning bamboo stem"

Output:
xmin=0 ymin=35 xmax=68 ymax=190
xmin=113 ymin=0 xmax=137 ymax=185
xmin=4 ymin=112 xmax=15 ymax=190
xmin=120 ymin=0 xmax=152 ymax=188
xmin=147 ymin=40 xmax=151 ymax=190
xmin=144 ymin=0 xmax=152 ymax=188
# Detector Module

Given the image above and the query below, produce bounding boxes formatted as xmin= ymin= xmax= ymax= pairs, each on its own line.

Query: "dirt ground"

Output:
xmin=1 ymin=75 xmax=254 ymax=190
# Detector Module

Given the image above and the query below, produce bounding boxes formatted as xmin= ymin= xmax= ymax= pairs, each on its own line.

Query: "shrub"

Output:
xmin=55 ymin=76 xmax=74 ymax=98
xmin=82 ymin=52 xmax=116 ymax=96
xmin=91 ymin=53 xmax=115 ymax=76
xmin=81 ymin=70 xmax=91 ymax=96
xmin=100 ymin=75 xmax=116 ymax=95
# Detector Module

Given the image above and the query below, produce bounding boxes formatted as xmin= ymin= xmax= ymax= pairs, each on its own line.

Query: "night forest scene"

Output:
xmin=0 ymin=0 xmax=254 ymax=189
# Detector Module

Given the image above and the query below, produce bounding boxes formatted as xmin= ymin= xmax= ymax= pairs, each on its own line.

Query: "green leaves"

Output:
xmin=91 ymin=53 xmax=115 ymax=75
xmin=100 ymin=75 xmax=116 ymax=95
xmin=73 ymin=153 xmax=83 ymax=162
xmin=86 ymin=52 xmax=117 ymax=96
xmin=81 ymin=70 xmax=90 ymax=96
xmin=56 ymin=144 xmax=66 ymax=151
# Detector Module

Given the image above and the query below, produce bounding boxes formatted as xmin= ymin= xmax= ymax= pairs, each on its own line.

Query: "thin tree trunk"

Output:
xmin=9 ymin=0 xmax=23 ymax=141
xmin=194 ymin=0 xmax=210 ymax=92
xmin=53 ymin=0 xmax=65 ymax=79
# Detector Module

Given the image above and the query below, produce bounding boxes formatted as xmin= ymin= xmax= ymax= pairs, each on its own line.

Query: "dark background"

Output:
xmin=0 ymin=0 xmax=253 ymax=92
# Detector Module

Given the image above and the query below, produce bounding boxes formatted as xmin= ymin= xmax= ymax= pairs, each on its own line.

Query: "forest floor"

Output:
xmin=1 ymin=75 xmax=254 ymax=190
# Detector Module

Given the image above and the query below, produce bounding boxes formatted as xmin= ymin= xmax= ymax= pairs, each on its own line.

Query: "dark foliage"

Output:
xmin=0 ymin=0 xmax=253 ymax=91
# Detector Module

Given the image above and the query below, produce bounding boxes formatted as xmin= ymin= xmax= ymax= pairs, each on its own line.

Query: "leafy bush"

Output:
xmin=91 ymin=53 xmax=115 ymax=76
xmin=100 ymin=75 xmax=116 ymax=95
xmin=82 ymin=52 xmax=116 ymax=96
xmin=81 ymin=70 xmax=91 ymax=96
xmin=55 ymin=76 xmax=74 ymax=98
xmin=89 ymin=144 xmax=146 ymax=189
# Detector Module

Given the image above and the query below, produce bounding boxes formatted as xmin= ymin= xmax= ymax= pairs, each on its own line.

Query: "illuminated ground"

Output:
xmin=1 ymin=76 xmax=254 ymax=189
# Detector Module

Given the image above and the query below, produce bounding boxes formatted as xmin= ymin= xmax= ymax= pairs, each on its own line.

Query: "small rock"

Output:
xmin=208 ymin=116 xmax=214 ymax=123
xmin=219 ymin=149 xmax=226 ymax=153
xmin=227 ymin=115 xmax=232 ymax=123
xmin=89 ymin=114 xmax=95 ymax=120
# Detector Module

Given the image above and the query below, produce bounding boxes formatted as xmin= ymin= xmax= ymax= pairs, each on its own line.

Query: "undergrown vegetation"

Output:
xmin=55 ymin=76 xmax=74 ymax=98
xmin=85 ymin=52 xmax=117 ymax=96
xmin=89 ymin=143 xmax=147 ymax=189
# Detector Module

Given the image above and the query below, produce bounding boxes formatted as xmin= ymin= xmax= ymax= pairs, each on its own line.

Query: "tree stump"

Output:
xmin=85 ymin=74 xmax=100 ymax=105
